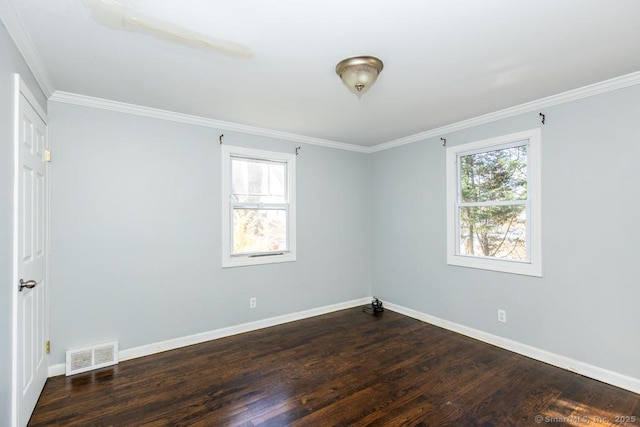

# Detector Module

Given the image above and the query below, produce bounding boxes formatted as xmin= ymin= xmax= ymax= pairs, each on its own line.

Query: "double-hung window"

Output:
xmin=446 ymin=128 xmax=541 ymax=276
xmin=221 ymin=145 xmax=296 ymax=267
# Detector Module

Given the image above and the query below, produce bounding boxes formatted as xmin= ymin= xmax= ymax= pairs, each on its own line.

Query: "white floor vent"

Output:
xmin=66 ymin=341 xmax=119 ymax=376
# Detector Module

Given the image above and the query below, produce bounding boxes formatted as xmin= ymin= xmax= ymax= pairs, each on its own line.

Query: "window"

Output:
xmin=221 ymin=145 xmax=296 ymax=267
xmin=446 ymin=128 xmax=541 ymax=276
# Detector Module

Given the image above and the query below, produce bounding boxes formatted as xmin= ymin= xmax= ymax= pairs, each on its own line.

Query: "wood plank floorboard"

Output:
xmin=29 ymin=308 xmax=640 ymax=426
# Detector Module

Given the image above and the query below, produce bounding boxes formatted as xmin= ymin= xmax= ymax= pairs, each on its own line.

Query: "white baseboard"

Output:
xmin=48 ymin=297 xmax=370 ymax=377
xmin=384 ymin=302 xmax=640 ymax=395
xmin=49 ymin=298 xmax=640 ymax=396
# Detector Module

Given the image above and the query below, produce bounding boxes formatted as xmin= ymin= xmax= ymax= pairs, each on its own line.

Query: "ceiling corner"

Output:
xmin=0 ymin=0 xmax=55 ymax=97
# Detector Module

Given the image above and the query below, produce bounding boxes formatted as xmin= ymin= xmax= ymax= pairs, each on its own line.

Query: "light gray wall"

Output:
xmin=0 ymin=21 xmax=47 ymax=427
xmin=371 ymin=84 xmax=640 ymax=379
xmin=47 ymin=102 xmax=371 ymax=364
xmin=47 ymin=83 xmax=640 ymax=384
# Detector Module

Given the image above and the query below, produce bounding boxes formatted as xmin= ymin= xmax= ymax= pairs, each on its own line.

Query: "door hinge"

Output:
xmin=44 ymin=149 xmax=51 ymax=163
xmin=46 ymin=340 xmax=50 ymax=354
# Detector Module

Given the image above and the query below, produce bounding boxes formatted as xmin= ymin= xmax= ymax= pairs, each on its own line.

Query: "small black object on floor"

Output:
xmin=363 ymin=297 xmax=384 ymax=316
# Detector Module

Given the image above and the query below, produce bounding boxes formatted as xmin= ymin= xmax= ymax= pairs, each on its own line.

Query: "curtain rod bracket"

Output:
xmin=219 ymin=134 xmax=224 ymax=144
xmin=539 ymin=113 xmax=546 ymax=125
xmin=441 ymin=137 xmax=447 ymax=147
xmin=295 ymin=146 xmax=301 ymax=155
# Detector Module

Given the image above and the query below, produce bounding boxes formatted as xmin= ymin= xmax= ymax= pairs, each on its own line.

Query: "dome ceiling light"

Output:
xmin=335 ymin=56 xmax=384 ymax=96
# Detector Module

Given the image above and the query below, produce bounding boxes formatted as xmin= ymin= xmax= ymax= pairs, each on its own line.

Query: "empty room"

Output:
xmin=1 ymin=1 xmax=640 ymax=426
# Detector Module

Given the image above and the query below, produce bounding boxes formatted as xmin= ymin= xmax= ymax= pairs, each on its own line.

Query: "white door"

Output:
xmin=14 ymin=77 xmax=48 ymax=427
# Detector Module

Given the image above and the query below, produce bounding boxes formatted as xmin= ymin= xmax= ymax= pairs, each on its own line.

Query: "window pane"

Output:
xmin=232 ymin=208 xmax=288 ymax=254
xmin=460 ymin=145 xmax=527 ymax=203
xmin=247 ymin=161 xmax=268 ymax=195
xmin=269 ymin=163 xmax=285 ymax=197
xmin=458 ymin=205 xmax=527 ymax=260
xmin=231 ymin=158 xmax=248 ymax=196
xmin=231 ymin=158 xmax=286 ymax=203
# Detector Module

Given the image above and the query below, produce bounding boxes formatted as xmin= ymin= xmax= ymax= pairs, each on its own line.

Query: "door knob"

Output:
xmin=19 ymin=279 xmax=37 ymax=292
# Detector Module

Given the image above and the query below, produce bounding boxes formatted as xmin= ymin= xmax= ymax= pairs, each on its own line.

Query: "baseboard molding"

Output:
xmin=385 ymin=302 xmax=640 ymax=395
xmin=50 ymin=298 xmax=640 ymax=395
xmin=48 ymin=297 xmax=370 ymax=377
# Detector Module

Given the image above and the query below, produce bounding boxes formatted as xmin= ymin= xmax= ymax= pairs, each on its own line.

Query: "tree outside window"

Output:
xmin=446 ymin=129 xmax=541 ymax=276
xmin=221 ymin=145 xmax=296 ymax=268
xmin=458 ymin=145 xmax=528 ymax=260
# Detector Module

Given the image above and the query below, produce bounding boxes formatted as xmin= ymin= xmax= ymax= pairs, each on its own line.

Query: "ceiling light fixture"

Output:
xmin=335 ymin=56 xmax=384 ymax=96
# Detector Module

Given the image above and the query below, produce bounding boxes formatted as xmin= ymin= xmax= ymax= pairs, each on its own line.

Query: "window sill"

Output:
xmin=222 ymin=252 xmax=297 ymax=268
xmin=447 ymin=254 xmax=542 ymax=277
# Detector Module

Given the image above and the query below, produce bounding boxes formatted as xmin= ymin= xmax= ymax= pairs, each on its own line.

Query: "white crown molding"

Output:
xmin=48 ymin=91 xmax=371 ymax=153
xmin=369 ymin=71 xmax=640 ymax=153
xmin=48 ymin=297 xmax=370 ymax=377
xmin=0 ymin=0 xmax=55 ymax=97
xmin=385 ymin=302 xmax=640 ymax=395
xmin=51 ymin=70 xmax=640 ymax=155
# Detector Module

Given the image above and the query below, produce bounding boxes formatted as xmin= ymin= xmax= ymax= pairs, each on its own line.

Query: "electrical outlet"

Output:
xmin=497 ymin=309 xmax=507 ymax=323
xmin=250 ymin=297 xmax=256 ymax=308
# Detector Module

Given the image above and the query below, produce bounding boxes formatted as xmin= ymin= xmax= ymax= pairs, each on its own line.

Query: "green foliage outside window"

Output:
xmin=459 ymin=145 xmax=528 ymax=260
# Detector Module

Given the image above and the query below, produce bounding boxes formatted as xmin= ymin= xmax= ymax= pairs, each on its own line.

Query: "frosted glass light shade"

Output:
xmin=335 ymin=56 xmax=384 ymax=95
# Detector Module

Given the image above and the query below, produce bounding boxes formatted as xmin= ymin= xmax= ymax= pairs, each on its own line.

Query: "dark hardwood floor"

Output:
xmin=29 ymin=307 xmax=639 ymax=426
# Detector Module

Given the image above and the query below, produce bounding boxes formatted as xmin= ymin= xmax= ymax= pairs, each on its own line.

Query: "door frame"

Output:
xmin=11 ymin=74 xmax=50 ymax=427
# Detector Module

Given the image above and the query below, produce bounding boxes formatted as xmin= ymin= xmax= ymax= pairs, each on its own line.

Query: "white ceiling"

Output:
xmin=6 ymin=0 xmax=640 ymax=147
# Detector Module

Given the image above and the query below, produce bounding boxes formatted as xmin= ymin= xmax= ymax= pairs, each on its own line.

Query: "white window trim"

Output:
xmin=221 ymin=145 xmax=296 ymax=268
xmin=446 ymin=128 xmax=542 ymax=277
